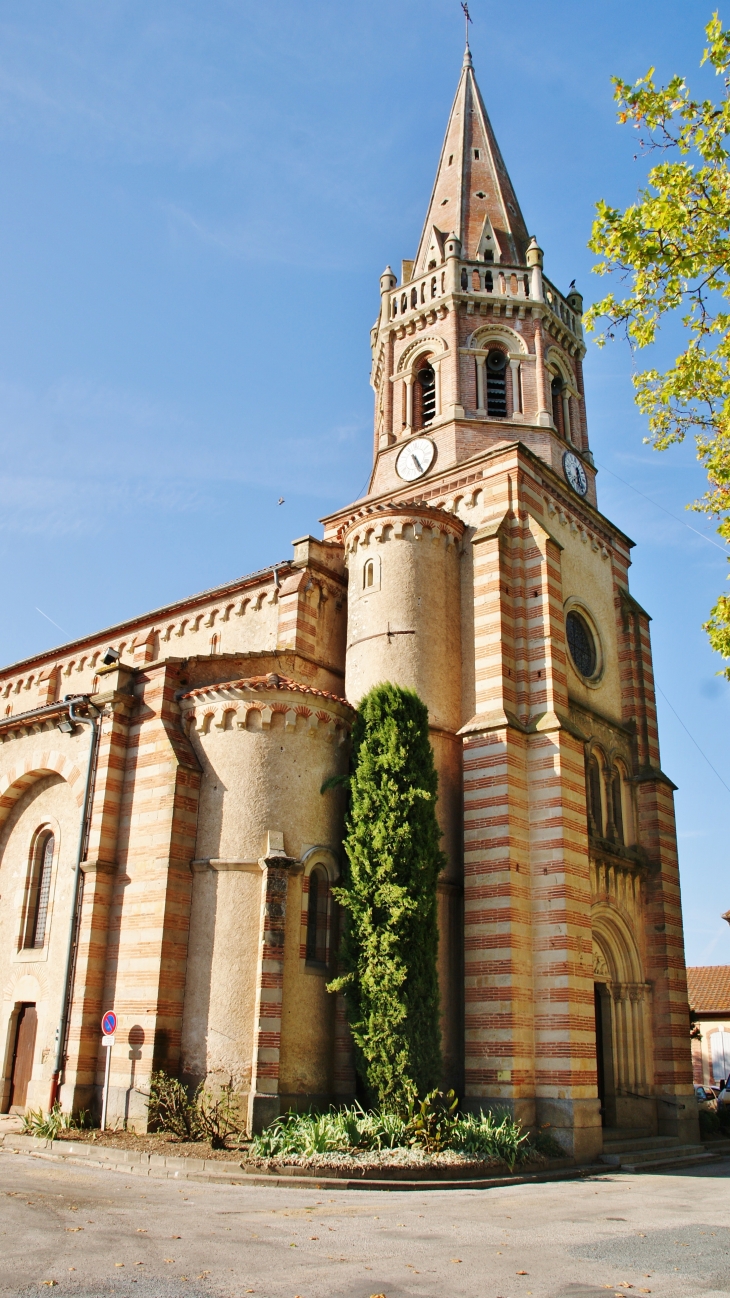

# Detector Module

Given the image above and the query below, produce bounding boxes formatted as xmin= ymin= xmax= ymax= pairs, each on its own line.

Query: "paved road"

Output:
xmin=0 ymin=1151 xmax=728 ymax=1298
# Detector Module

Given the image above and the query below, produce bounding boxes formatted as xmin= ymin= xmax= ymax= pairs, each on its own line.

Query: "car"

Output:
xmin=695 ymin=1085 xmax=718 ymax=1112
xmin=716 ymin=1085 xmax=730 ymax=1110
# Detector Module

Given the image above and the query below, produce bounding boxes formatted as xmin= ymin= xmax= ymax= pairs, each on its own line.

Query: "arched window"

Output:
xmin=551 ymin=374 xmax=565 ymax=436
xmin=566 ymin=610 xmax=596 ymax=678
xmin=486 ymin=349 xmax=508 ymax=418
xmin=306 ymin=867 xmax=329 ymax=966
xmin=415 ymin=363 xmax=436 ymax=428
xmin=611 ymin=771 xmax=624 ymax=845
xmin=410 ymin=287 xmax=417 ymax=308
xmin=587 ymin=758 xmax=603 ymax=836
xmin=27 ymin=832 xmax=54 ymax=949
xmin=363 ymin=559 xmax=375 ymax=589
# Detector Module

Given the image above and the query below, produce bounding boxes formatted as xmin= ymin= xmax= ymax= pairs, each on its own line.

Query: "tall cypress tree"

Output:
xmin=329 ymin=683 xmax=444 ymax=1109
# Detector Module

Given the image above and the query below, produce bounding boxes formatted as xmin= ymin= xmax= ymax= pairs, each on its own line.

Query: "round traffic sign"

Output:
xmin=101 ymin=1011 xmax=117 ymax=1036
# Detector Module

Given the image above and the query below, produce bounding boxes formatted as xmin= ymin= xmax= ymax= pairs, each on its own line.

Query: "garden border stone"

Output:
xmin=0 ymin=1132 xmax=605 ymax=1191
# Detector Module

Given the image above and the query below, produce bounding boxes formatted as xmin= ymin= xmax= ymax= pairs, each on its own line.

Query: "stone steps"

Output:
xmin=599 ymin=1138 xmax=712 ymax=1172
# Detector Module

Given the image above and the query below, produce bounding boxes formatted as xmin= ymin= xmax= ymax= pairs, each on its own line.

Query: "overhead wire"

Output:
xmin=595 ymin=459 xmax=729 ymax=555
xmin=655 ymin=683 xmax=730 ymax=797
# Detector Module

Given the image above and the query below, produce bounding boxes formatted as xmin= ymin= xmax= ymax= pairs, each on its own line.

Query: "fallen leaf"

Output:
xmin=451 ymin=1258 xmax=462 ymax=1263
xmin=42 ymin=1284 xmax=58 ymax=1289
xmin=198 ymin=1273 xmax=210 ymax=1279
xmin=66 ymin=1227 xmax=83 ymax=1232
xmin=164 ymin=1259 xmax=174 ymax=1263
xmin=136 ymin=1228 xmax=147 ymax=1234
xmin=171 ymin=1235 xmax=181 ymax=1239
xmin=115 ymin=1264 xmax=124 ymax=1268
xmin=310 ymin=1236 xmax=319 ymax=1240
xmin=517 ymin=1271 xmax=529 ymax=1276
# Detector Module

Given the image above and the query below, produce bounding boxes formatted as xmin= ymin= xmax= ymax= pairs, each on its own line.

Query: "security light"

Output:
xmin=101 ymin=647 xmax=120 ymax=666
xmin=56 ymin=718 xmax=74 ymax=734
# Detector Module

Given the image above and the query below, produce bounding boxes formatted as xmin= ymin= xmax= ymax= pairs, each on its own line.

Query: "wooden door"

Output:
xmin=10 ymin=1004 xmax=37 ymax=1110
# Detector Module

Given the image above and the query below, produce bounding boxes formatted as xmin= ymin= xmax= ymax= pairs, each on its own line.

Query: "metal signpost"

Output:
xmin=100 ymin=1011 xmax=117 ymax=1132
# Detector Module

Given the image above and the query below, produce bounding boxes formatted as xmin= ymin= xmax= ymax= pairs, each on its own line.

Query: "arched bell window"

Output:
xmin=26 ymin=831 xmax=54 ymax=949
xmin=587 ymin=757 xmax=603 ymax=837
xmin=306 ymin=867 xmax=329 ymax=966
xmin=551 ymin=374 xmax=565 ymax=436
xmin=414 ymin=363 xmax=436 ymax=428
xmin=486 ymin=349 xmax=508 ymax=418
xmin=611 ymin=770 xmax=625 ymax=846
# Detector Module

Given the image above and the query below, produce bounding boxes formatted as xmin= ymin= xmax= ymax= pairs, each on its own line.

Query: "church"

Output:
xmin=0 ymin=46 xmax=697 ymax=1162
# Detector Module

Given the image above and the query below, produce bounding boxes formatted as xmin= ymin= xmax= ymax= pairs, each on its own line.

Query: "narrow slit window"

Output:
xmin=28 ymin=833 xmax=54 ymax=949
xmin=363 ymin=559 xmax=374 ymax=589
xmin=474 ymin=149 xmax=480 ymax=159
xmin=306 ymin=868 xmax=329 ymax=966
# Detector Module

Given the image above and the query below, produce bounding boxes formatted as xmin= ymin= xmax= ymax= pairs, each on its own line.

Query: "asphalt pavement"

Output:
xmin=0 ymin=1149 xmax=728 ymax=1298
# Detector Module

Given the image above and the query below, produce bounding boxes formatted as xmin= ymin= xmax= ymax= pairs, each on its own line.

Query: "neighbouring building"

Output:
xmin=0 ymin=43 xmax=697 ymax=1161
xmin=688 ymin=966 xmax=730 ymax=1088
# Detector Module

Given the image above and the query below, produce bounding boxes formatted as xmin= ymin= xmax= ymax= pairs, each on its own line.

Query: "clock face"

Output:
xmin=395 ymin=437 xmax=435 ymax=482
xmin=563 ymin=451 xmax=588 ymax=497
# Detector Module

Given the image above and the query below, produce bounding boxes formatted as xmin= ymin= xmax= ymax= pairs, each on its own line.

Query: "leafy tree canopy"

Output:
xmin=585 ymin=13 xmax=730 ymax=672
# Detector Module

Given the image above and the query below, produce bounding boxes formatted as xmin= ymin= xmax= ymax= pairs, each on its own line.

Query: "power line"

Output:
xmin=595 ymin=459 xmax=729 ymax=555
xmin=655 ymin=682 xmax=730 ymax=797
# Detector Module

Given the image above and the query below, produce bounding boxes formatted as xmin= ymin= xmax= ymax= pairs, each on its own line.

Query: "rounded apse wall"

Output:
xmin=343 ymin=504 xmax=464 ymax=733
xmin=180 ymin=672 xmax=353 ymax=865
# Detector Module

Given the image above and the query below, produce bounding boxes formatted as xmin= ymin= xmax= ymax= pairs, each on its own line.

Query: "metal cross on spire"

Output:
xmin=461 ymin=1 xmax=473 ymax=48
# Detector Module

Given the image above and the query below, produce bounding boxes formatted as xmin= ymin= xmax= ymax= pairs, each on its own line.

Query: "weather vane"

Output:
xmin=461 ymin=1 xmax=473 ymax=45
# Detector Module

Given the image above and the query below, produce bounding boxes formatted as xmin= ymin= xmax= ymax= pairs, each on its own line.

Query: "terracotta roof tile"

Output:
xmin=687 ymin=966 xmax=730 ymax=1015
xmin=181 ymin=672 xmax=353 ymax=710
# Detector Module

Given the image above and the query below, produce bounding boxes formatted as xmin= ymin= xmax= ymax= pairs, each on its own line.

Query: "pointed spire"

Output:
xmin=413 ymin=51 xmax=530 ymax=275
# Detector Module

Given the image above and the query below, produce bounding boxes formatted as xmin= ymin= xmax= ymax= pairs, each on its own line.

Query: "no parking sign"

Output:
xmin=100 ymin=1010 xmax=116 ymax=1131
xmin=102 ymin=1010 xmax=117 ymax=1037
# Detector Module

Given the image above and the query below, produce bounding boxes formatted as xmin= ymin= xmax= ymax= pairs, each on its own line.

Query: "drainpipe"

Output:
xmin=48 ymin=697 xmax=100 ymax=1112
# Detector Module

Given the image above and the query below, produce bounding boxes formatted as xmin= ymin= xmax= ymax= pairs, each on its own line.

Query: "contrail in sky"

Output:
xmin=35 ymin=607 xmax=66 ymax=634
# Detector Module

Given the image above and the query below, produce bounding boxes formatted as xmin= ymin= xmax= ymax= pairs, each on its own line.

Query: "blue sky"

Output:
xmin=0 ymin=0 xmax=727 ymax=965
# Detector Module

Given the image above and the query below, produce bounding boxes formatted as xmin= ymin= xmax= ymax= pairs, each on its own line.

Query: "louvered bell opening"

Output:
xmin=418 ymin=365 xmax=436 ymax=426
xmin=486 ymin=349 xmax=507 ymax=418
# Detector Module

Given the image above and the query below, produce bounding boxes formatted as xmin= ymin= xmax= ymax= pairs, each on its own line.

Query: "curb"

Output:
xmin=0 ymin=1133 xmax=607 ymax=1192
xmin=3 ymin=1133 xmax=726 ymax=1192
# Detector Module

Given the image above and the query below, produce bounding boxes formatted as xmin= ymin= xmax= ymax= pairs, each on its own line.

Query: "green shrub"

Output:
xmin=147 ymin=1072 xmax=203 ymax=1141
xmin=21 ymin=1103 xmax=90 ymax=1140
xmin=329 ymin=683 xmax=445 ymax=1109
xmin=408 ymin=1089 xmax=459 ymax=1152
xmin=147 ymin=1071 xmax=244 ymax=1148
xmin=250 ymin=1101 xmax=538 ymax=1169
xmin=451 ymin=1109 xmax=530 ymax=1169
xmin=250 ymin=1104 xmax=410 ymax=1159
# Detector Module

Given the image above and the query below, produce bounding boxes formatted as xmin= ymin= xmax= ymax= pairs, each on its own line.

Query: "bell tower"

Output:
xmin=322 ymin=41 xmax=696 ymax=1162
xmin=368 ymin=43 xmax=592 ymax=506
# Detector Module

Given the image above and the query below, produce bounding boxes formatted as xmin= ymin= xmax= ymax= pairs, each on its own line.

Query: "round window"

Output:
xmin=566 ymin=610 xmax=596 ymax=678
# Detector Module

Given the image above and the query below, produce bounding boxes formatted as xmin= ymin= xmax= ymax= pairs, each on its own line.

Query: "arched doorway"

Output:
xmin=592 ymin=905 xmax=653 ymax=1132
